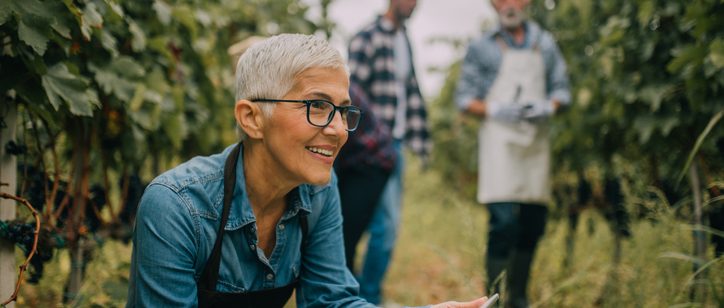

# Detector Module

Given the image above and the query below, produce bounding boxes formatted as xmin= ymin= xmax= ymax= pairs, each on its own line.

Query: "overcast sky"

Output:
xmin=303 ymin=0 xmax=497 ymax=98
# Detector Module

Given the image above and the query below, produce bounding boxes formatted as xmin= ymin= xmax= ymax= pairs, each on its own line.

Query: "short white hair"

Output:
xmin=234 ymin=34 xmax=348 ymax=139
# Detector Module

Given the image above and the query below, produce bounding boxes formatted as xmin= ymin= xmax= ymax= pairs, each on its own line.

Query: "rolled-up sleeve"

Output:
xmin=455 ymin=40 xmax=496 ymax=111
xmin=456 ymin=44 xmax=481 ymax=110
xmin=127 ymin=183 xmax=199 ymax=307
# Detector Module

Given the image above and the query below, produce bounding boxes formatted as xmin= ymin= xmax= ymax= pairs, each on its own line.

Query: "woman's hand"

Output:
xmin=431 ymin=296 xmax=488 ymax=308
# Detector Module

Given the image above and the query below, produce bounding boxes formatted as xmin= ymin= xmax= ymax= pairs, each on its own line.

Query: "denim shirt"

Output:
xmin=455 ymin=21 xmax=571 ymax=110
xmin=127 ymin=143 xmax=374 ymax=307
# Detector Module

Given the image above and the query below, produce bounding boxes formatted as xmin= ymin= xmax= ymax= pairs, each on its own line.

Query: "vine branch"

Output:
xmin=0 ymin=192 xmax=41 ymax=306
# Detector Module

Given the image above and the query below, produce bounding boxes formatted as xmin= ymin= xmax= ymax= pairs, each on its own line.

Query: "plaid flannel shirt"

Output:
xmin=347 ymin=16 xmax=432 ymax=159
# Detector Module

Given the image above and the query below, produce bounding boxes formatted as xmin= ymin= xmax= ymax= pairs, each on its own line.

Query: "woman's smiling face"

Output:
xmin=260 ymin=66 xmax=351 ymax=186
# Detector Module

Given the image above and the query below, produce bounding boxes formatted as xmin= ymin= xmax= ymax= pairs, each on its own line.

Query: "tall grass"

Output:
xmin=382 ymin=157 xmax=723 ymax=307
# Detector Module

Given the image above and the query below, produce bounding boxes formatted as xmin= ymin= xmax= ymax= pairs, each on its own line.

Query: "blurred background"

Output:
xmin=307 ymin=0 xmax=495 ymax=96
xmin=0 ymin=0 xmax=721 ymax=307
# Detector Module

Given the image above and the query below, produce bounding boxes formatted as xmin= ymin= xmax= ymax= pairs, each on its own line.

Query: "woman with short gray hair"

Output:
xmin=127 ymin=33 xmax=488 ymax=308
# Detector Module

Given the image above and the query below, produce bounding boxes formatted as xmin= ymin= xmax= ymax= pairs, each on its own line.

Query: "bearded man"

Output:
xmin=455 ymin=0 xmax=571 ymax=307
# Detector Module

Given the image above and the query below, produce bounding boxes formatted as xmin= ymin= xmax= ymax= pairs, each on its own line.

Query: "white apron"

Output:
xmin=477 ymin=38 xmax=551 ymax=204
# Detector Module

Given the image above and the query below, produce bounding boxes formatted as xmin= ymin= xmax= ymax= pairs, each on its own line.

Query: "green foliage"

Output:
xmin=426 ymin=7 xmax=723 ymax=303
xmin=41 ymin=63 xmax=100 ymax=116
xmin=429 ymin=0 xmax=723 ymax=199
xmin=429 ymin=62 xmax=479 ymax=199
xmin=529 ymin=0 xmax=723 ymax=182
xmin=1 ymin=0 xmax=329 ymax=301
xmin=1 ymin=0 xmax=327 ymax=199
xmin=2 ymin=0 xmax=321 ymax=169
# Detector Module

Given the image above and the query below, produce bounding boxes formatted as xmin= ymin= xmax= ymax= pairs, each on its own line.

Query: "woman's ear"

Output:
xmin=235 ymin=99 xmax=265 ymax=140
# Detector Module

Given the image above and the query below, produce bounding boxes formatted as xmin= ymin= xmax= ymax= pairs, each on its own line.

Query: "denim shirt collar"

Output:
xmin=224 ymin=143 xmax=314 ymax=231
xmin=486 ymin=21 xmax=541 ymax=49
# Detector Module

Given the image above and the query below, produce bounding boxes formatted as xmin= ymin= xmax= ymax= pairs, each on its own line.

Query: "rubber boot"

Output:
xmin=507 ymin=251 xmax=534 ymax=308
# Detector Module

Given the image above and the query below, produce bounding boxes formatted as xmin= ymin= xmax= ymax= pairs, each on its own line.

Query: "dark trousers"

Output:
xmin=486 ymin=203 xmax=548 ymax=308
xmin=337 ymin=166 xmax=391 ymax=272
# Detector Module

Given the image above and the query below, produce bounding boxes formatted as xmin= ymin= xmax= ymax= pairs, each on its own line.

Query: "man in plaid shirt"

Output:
xmin=346 ymin=0 xmax=431 ymax=304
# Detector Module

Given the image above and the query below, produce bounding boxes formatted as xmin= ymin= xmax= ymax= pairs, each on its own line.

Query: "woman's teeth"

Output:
xmin=306 ymin=147 xmax=333 ymax=157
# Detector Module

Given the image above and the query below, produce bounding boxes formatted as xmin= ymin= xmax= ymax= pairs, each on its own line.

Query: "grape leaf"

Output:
xmin=41 ymin=63 xmax=100 ymax=116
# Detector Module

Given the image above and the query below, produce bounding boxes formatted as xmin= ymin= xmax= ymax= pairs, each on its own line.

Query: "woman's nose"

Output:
xmin=323 ymin=111 xmax=347 ymax=135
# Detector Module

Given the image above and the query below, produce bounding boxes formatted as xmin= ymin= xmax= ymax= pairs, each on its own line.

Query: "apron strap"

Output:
xmin=199 ymin=142 xmax=242 ymax=291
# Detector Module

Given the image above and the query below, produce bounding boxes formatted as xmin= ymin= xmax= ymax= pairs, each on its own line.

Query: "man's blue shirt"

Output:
xmin=455 ymin=21 xmax=571 ymax=110
xmin=127 ymin=143 xmax=373 ymax=307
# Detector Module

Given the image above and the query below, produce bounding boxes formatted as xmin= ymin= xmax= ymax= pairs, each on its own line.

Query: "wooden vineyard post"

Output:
xmin=1 ymin=103 xmax=17 ymax=307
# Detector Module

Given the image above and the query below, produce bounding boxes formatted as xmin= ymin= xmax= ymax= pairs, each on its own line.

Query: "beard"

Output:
xmin=499 ymin=7 xmax=527 ymax=29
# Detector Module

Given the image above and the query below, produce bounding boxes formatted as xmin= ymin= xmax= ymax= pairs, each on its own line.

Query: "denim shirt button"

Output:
xmin=249 ymin=244 xmax=256 ymax=250
xmin=266 ymin=273 xmax=274 ymax=280
xmin=278 ymin=224 xmax=285 ymax=230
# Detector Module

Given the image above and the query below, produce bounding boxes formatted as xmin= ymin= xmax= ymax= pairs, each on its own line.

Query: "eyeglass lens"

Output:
xmin=308 ymin=100 xmax=360 ymax=131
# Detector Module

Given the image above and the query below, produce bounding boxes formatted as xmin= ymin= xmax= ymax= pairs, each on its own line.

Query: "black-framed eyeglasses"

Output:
xmin=251 ymin=99 xmax=362 ymax=132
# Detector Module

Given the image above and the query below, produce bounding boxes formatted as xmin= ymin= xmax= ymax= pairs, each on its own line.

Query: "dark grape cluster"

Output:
xmin=553 ymin=175 xmax=632 ymax=238
xmin=28 ymin=227 xmax=55 ymax=283
xmin=10 ymin=164 xmax=148 ymax=282
xmin=87 ymin=184 xmax=107 ymax=233
xmin=120 ymin=174 xmax=144 ymax=225
xmin=19 ymin=164 xmax=47 ymax=213
xmin=0 ymin=220 xmax=57 ymax=283
xmin=117 ymin=174 xmax=145 ymax=243
xmin=4 ymin=140 xmax=28 ymax=155
xmin=603 ymin=178 xmax=631 ymax=238
xmin=18 ymin=164 xmax=108 ymax=232
xmin=1 ymin=221 xmax=36 ymax=250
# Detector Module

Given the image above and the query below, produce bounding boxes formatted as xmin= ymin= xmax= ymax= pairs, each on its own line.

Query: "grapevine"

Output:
xmin=0 ymin=192 xmax=40 ymax=306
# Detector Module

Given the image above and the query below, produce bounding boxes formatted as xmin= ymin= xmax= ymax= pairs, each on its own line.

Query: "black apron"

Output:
xmin=197 ymin=143 xmax=308 ymax=308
